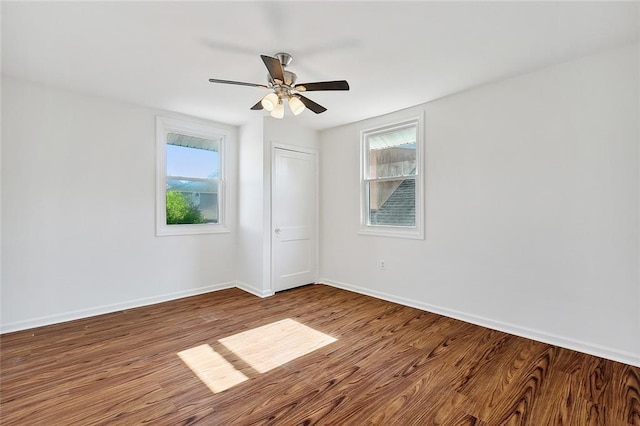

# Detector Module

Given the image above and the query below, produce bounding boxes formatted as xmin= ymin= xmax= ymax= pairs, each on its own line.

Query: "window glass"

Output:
xmin=165 ymin=134 xmax=221 ymax=226
xmin=368 ymin=179 xmax=416 ymax=227
xmin=367 ymin=126 xmax=416 ymax=179
xmin=166 ymin=180 xmax=219 ymax=224
xmin=156 ymin=117 xmax=229 ymax=236
xmin=166 ymin=144 xmax=219 ymax=179
xmin=360 ymin=116 xmax=423 ymax=239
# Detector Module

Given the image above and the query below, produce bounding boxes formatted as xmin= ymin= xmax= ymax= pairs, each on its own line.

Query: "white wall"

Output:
xmin=3 ymin=44 xmax=636 ymax=368
xmin=236 ymin=116 xmax=320 ymax=296
xmin=1 ymin=77 xmax=238 ymax=332
xmin=236 ymin=117 xmax=267 ymax=296
xmin=265 ymin=116 xmax=321 ymax=288
xmin=263 ymin=117 xmax=320 ymax=153
xmin=319 ymin=44 xmax=640 ymax=366
xmin=0 ymin=78 xmax=321 ymax=330
xmin=237 ymin=116 xmax=318 ymax=297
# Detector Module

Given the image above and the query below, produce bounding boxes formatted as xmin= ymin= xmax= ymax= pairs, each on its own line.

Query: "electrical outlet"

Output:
xmin=380 ymin=260 xmax=385 ymax=270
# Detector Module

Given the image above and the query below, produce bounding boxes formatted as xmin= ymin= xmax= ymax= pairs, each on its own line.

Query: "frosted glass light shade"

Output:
xmin=288 ymin=96 xmax=306 ymax=116
xmin=261 ymin=93 xmax=279 ymax=111
xmin=270 ymin=100 xmax=284 ymax=119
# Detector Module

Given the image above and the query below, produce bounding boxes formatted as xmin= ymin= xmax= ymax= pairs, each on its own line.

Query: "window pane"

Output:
xmin=368 ymin=178 xmax=415 ymax=226
xmin=368 ymin=126 xmax=416 ymax=179
xmin=167 ymin=134 xmax=219 ymax=179
xmin=166 ymin=179 xmax=219 ymax=224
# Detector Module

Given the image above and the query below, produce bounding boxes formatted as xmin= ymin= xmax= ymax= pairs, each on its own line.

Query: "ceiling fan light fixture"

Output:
xmin=261 ymin=92 xmax=279 ymax=112
xmin=270 ymin=99 xmax=285 ymax=119
xmin=288 ymin=95 xmax=306 ymax=116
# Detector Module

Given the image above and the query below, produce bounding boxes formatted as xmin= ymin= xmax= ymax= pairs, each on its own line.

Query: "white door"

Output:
xmin=272 ymin=147 xmax=317 ymax=292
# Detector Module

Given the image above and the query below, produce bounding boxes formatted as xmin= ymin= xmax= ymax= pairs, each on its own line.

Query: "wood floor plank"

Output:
xmin=1 ymin=284 xmax=638 ymax=425
xmin=609 ymin=363 xmax=640 ymax=425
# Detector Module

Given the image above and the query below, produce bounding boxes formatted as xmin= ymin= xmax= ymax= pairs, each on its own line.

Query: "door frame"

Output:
xmin=270 ymin=142 xmax=320 ymax=293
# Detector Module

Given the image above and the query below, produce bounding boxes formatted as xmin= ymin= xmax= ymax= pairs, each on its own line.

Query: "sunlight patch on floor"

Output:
xmin=218 ymin=318 xmax=337 ymax=373
xmin=177 ymin=344 xmax=249 ymax=393
xmin=178 ymin=319 xmax=336 ymax=394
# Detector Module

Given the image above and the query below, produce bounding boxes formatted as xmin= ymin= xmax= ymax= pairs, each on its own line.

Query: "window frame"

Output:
xmin=359 ymin=113 xmax=424 ymax=240
xmin=156 ymin=116 xmax=229 ymax=236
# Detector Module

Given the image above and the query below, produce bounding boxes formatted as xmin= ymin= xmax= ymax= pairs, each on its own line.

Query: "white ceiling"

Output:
xmin=2 ymin=1 xmax=638 ymax=131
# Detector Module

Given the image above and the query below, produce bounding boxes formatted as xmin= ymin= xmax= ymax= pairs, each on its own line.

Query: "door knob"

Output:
xmin=274 ymin=228 xmax=281 ymax=234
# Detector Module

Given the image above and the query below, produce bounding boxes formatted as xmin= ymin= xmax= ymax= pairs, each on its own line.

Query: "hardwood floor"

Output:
xmin=1 ymin=284 xmax=639 ymax=425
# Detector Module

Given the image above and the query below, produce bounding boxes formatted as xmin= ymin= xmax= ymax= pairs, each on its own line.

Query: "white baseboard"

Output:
xmin=319 ymin=278 xmax=640 ymax=368
xmin=236 ymin=281 xmax=274 ymax=298
xmin=1 ymin=281 xmax=236 ymax=334
xmin=6 ymin=278 xmax=638 ymax=368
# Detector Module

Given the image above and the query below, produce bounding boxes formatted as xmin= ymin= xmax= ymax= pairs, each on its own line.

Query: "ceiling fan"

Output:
xmin=208 ymin=52 xmax=349 ymax=118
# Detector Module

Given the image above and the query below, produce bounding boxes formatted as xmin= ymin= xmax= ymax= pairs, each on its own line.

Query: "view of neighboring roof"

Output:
xmin=370 ymin=179 xmax=415 ymax=227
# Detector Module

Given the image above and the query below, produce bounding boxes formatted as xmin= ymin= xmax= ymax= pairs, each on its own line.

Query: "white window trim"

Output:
xmin=156 ymin=116 xmax=230 ymax=236
xmin=358 ymin=113 xmax=425 ymax=240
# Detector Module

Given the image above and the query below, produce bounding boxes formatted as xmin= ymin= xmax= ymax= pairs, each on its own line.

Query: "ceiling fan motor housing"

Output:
xmin=268 ymin=53 xmax=297 ymax=87
xmin=268 ymin=70 xmax=297 ymax=88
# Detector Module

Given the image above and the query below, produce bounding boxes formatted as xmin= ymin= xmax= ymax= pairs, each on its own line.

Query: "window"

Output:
xmin=156 ymin=116 xmax=229 ymax=236
xmin=360 ymin=115 xmax=424 ymax=239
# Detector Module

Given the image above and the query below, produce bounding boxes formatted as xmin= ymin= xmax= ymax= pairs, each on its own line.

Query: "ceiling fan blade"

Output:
xmin=208 ymin=78 xmax=268 ymax=89
xmin=261 ymin=55 xmax=285 ymax=83
xmin=250 ymin=100 xmax=264 ymax=110
xmin=297 ymin=95 xmax=327 ymax=114
xmin=295 ymin=80 xmax=350 ymax=92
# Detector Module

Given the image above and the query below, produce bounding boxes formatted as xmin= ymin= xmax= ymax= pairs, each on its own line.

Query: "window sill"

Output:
xmin=358 ymin=226 xmax=424 ymax=240
xmin=156 ymin=223 xmax=230 ymax=237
